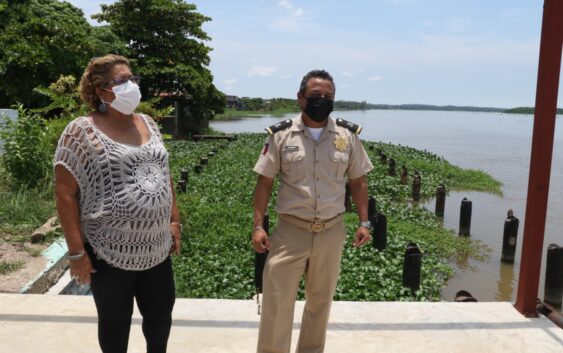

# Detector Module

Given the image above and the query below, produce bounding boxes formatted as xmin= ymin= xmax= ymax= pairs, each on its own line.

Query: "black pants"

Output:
xmin=86 ymin=244 xmax=176 ymax=353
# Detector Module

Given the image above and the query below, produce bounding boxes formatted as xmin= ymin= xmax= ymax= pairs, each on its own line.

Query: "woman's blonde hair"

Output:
xmin=79 ymin=54 xmax=130 ymax=110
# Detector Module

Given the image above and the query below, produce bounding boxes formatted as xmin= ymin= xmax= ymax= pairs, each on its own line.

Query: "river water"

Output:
xmin=211 ymin=110 xmax=563 ymax=303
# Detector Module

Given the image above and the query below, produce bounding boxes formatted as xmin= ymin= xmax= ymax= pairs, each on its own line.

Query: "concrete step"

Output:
xmin=0 ymin=294 xmax=561 ymax=353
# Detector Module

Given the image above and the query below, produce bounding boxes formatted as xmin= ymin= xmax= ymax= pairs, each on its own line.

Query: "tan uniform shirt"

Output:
xmin=253 ymin=114 xmax=374 ymax=220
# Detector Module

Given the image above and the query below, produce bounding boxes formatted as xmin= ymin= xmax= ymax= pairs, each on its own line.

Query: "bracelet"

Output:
xmin=68 ymin=250 xmax=85 ymax=262
xmin=253 ymin=226 xmax=264 ymax=232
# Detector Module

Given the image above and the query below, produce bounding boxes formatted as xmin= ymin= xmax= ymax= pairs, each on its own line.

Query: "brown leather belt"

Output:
xmin=279 ymin=214 xmax=343 ymax=233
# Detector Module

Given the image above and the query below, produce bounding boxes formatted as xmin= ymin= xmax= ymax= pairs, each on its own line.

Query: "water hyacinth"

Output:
xmin=167 ymin=134 xmax=499 ymax=301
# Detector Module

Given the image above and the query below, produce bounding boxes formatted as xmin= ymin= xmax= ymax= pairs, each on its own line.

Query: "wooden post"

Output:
xmin=400 ymin=165 xmax=408 ymax=185
xmin=403 ymin=242 xmax=422 ymax=294
xmin=412 ymin=172 xmax=421 ymax=201
xmin=180 ymin=168 xmax=189 ymax=181
xmin=544 ymin=244 xmax=563 ymax=309
xmin=459 ymin=198 xmax=472 ymax=236
xmin=435 ymin=184 xmax=446 ymax=217
xmin=177 ymin=180 xmax=186 ymax=193
xmin=388 ymin=158 xmax=396 ymax=176
xmin=501 ymin=210 xmax=519 ymax=263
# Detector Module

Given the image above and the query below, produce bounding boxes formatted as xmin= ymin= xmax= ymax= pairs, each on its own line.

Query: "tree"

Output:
xmin=93 ymin=0 xmax=225 ymax=123
xmin=0 ymin=0 xmax=127 ymax=108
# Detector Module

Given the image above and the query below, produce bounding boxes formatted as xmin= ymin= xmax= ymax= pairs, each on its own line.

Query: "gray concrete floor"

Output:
xmin=0 ymin=294 xmax=561 ymax=353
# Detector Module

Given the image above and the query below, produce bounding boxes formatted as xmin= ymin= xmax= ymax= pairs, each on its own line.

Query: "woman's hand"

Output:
xmin=169 ymin=222 xmax=182 ymax=255
xmin=69 ymin=252 xmax=95 ymax=285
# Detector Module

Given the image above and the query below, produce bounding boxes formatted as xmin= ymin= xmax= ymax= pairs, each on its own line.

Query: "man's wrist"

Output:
xmin=253 ymin=225 xmax=264 ymax=232
xmin=359 ymin=220 xmax=373 ymax=230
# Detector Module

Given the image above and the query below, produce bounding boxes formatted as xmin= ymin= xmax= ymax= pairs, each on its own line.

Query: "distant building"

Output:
xmin=225 ymin=95 xmax=244 ymax=110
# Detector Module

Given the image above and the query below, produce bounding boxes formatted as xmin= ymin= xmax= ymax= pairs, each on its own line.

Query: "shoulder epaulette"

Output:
xmin=265 ymin=119 xmax=292 ymax=136
xmin=336 ymin=118 xmax=362 ymax=135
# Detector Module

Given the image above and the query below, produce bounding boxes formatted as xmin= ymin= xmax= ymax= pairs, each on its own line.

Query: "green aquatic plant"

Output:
xmin=168 ymin=133 xmax=499 ymax=301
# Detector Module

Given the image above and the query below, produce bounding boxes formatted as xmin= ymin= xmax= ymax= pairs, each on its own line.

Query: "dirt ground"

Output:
xmin=0 ymin=241 xmax=49 ymax=293
xmin=0 ymin=217 xmax=61 ymax=293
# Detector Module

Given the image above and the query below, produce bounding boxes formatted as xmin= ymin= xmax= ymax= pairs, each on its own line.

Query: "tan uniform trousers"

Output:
xmin=257 ymin=214 xmax=347 ymax=353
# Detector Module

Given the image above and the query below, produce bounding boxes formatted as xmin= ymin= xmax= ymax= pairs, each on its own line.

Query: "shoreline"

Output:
xmin=213 ymin=107 xmax=563 ymax=121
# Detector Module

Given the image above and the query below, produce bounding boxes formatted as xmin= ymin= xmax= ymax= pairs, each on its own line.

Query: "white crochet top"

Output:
xmin=54 ymin=115 xmax=173 ymax=271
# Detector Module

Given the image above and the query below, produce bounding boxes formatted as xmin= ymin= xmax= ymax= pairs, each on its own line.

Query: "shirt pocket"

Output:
xmin=330 ymin=150 xmax=350 ymax=181
xmin=281 ymin=149 xmax=305 ymax=184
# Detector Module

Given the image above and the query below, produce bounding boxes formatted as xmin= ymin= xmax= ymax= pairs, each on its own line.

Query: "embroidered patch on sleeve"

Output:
xmin=261 ymin=143 xmax=269 ymax=155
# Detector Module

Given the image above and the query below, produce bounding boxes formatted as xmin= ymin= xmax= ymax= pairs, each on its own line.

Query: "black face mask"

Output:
xmin=304 ymin=96 xmax=333 ymax=122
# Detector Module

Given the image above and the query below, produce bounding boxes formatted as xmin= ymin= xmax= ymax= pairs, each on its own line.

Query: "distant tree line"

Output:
xmin=233 ymin=98 xmax=562 ymax=115
xmin=503 ymin=107 xmax=563 ymax=115
xmin=239 ymin=97 xmax=298 ymax=112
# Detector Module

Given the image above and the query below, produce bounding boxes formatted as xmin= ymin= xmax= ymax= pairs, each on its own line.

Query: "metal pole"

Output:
xmin=514 ymin=0 xmax=563 ymax=317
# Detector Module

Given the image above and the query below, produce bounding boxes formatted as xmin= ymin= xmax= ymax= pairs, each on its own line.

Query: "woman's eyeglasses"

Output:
xmin=105 ymin=76 xmax=141 ymax=87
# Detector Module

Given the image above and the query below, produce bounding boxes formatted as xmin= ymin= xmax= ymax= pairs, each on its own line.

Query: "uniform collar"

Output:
xmin=293 ymin=113 xmax=337 ymax=133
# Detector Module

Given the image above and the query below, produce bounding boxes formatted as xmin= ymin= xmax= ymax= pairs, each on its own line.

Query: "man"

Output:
xmin=252 ymin=69 xmax=374 ymax=353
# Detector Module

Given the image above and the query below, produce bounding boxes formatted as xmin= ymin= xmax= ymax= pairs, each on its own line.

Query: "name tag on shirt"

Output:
xmin=284 ymin=145 xmax=299 ymax=151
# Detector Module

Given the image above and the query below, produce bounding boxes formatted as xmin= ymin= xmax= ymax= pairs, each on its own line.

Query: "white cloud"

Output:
xmin=248 ymin=65 xmax=276 ymax=77
xmin=277 ymin=0 xmax=291 ymax=10
xmin=277 ymin=0 xmax=304 ymax=17
xmin=367 ymin=75 xmax=383 ymax=81
xmin=342 ymin=71 xmax=355 ymax=78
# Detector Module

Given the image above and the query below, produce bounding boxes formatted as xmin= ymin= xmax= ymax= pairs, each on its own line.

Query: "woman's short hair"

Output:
xmin=79 ymin=54 xmax=130 ymax=110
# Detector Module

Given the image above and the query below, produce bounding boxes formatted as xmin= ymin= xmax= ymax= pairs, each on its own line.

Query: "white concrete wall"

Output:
xmin=0 ymin=108 xmax=18 ymax=154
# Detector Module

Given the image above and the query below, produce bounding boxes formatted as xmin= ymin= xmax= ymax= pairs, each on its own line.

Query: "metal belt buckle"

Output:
xmin=309 ymin=222 xmax=325 ymax=233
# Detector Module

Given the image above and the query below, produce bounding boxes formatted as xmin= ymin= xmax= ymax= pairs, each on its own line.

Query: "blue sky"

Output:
xmin=65 ymin=0 xmax=562 ymax=108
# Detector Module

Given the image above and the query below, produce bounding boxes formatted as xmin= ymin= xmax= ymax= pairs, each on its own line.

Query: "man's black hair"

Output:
xmin=299 ymin=70 xmax=335 ymax=95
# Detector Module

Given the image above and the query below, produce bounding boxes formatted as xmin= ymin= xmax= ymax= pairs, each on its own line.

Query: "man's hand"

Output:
xmin=252 ymin=228 xmax=271 ymax=253
xmin=353 ymin=226 xmax=371 ymax=247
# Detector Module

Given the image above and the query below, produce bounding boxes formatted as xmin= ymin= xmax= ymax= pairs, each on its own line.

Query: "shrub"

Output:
xmin=0 ymin=105 xmax=51 ymax=188
xmin=33 ymin=75 xmax=87 ymax=119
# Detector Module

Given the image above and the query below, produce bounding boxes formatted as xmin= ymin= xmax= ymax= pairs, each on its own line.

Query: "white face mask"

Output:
xmin=109 ymin=80 xmax=142 ymax=115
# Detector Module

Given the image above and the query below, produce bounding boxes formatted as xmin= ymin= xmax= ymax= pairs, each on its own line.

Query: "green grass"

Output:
xmin=0 ymin=260 xmax=24 ymax=275
xmin=0 ymin=160 xmax=56 ymax=242
xmin=365 ymin=142 xmax=502 ymax=196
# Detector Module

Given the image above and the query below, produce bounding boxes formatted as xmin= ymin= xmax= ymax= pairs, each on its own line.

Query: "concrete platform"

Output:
xmin=0 ymin=294 xmax=561 ymax=353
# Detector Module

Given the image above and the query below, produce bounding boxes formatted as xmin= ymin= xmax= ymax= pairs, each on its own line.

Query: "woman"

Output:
xmin=54 ymin=54 xmax=181 ymax=353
